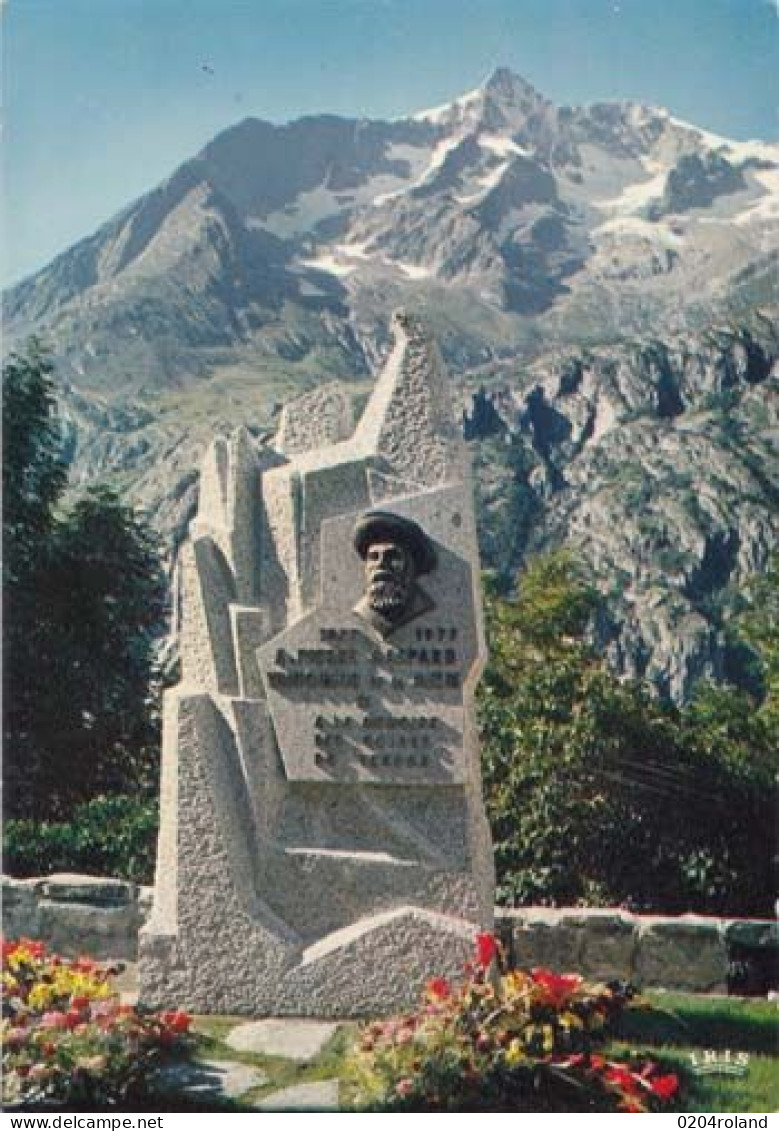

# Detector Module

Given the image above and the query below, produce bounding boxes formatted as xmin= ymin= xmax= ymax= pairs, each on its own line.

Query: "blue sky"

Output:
xmin=2 ymin=0 xmax=777 ymax=287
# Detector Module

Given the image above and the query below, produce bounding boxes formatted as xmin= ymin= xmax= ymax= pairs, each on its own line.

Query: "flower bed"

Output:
xmin=347 ymin=933 xmax=680 ymax=1112
xmin=2 ymin=938 xmax=191 ymax=1108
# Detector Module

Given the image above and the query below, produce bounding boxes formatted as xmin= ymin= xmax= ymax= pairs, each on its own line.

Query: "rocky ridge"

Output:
xmin=469 ymin=314 xmax=778 ymax=701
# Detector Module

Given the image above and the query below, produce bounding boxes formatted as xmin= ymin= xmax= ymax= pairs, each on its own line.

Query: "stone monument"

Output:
xmin=139 ymin=310 xmax=495 ymax=1016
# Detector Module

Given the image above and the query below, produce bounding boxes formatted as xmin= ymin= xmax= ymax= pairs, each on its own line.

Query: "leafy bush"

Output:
xmin=346 ymin=934 xmax=679 ymax=1112
xmin=3 ymin=795 xmax=158 ymax=885
xmin=479 ymin=553 xmax=777 ymax=915
xmin=1 ymin=938 xmax=190 ymax=1108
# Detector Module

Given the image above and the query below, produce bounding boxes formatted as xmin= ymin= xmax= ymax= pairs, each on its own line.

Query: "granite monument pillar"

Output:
xmin=139 ymin=310 xmax=495 ymax=1016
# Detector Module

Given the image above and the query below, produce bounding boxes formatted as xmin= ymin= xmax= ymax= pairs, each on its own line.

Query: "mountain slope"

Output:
xmin=3 ymin=68 xmax=777 ymax=702
xmin=6 ymin=67 xmax=777 ymax=388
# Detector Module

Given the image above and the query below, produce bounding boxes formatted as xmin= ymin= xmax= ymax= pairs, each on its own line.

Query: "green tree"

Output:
xmin=479 ymin=552 xmax=777 ymax=916
xmin=2 ymin=340 xmax=68 ymax=581
xmin=739 ymin=556 xmax=779 ymax=728
xmin=3 ymin=343 xmax=167 ymax=819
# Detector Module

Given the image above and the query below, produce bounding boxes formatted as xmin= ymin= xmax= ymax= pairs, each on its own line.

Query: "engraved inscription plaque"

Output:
xmin=258 ymin=612 xmax=472 ymax=783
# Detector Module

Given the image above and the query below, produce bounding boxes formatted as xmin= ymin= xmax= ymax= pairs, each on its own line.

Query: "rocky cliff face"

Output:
xmin=3 ymin=68 xmax=777 ymax=702
xmin=50 ymin=311 xmax=778 ymax=704
xmin=469 ymin=314 xmax=778 ymax=701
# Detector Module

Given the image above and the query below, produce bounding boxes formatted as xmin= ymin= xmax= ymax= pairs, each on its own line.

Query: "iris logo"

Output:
xmin=689 ymin=1049 xmax=749 ymax=1077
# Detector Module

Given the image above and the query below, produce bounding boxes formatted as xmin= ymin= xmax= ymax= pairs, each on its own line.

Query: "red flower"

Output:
xmin=69 ymin=995 xmax=90 ymax=1011
xmin=475 ymin=933 xmax=499 ymax=968
xmin=426 ymin=976 xmax=451 ymax=1000
xmin=605 ymin=1066 xmax=643 ymax=1096
xmin=2 ymin=938 xmax=46 ymax=962
xmin=531 ymin=970 xmax=583 ymax=1008
xmin=650 ymin=1073 xmax=679 ymax=1100
xmin=160 ymin=1009 xmax=191 ymax=1034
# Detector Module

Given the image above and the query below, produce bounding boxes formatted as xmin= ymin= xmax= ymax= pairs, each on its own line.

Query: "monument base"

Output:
xmin=139 ymin=688 xmax=492 ymax=1017
xmin=140 ymin=905 xmax=480 ymax=1018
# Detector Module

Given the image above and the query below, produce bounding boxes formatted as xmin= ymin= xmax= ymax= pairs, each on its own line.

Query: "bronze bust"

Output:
xmin=353 ymin=510 xmax=437 ymax=637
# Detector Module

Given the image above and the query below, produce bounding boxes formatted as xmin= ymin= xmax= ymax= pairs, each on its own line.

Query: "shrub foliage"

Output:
xmin=479 ymin=553 xmax=777 ymax=916
xmin=2 ymin=342 xmax=167 ymax=819
xmin=3 ymin=796 xmax=158 ymax=885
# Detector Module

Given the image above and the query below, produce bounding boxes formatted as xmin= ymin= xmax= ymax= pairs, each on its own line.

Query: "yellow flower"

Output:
xmin=502 ymin=971 xmax=530 ymax=996
xmin=28 ymin=983 xmax=56 ymax=1011
xmin=542 ymin=1025 xmax=554 ymax=1053
xmin=505 ymin=1039 xmax=527 ymax=1067
xmin=7 ymin=950 xmax=30 ymax=972
xmin=562 ymin=1011 xmax=583 ymax=1029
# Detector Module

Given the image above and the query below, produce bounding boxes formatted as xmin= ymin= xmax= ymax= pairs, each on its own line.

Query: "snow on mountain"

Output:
xmin=412 ymin=84 xmax=484 ymax=125
xmin=5 ymin=66 xmax=777 ymax=386
xmin=3 ymin=68 xmax=777 ymax=706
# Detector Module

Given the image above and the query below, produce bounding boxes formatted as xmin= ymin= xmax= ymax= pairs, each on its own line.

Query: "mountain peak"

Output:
xmin=482 ymin=66 xmax=543 ymax=105
xmin=411 ymin=66 xmax=546 ymax=129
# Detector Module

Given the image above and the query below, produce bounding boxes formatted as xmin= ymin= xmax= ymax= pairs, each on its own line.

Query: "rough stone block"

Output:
xmin=258 ymin=1079 xmax=340 ymax=1112
xmin=2 ymin=877 xmax=40 ymax=938
xmin=275 ymin=383 xmax=354 ymax=456
xmin=576 ymin=911 xmax=638 ymax=982
xmin=37 ymin=900 xmax=139 ymax=961
xmin=723 ymin=919 xmax=778 ymax=949
xmin=291 ymin=906 xmax=479 ymax=1017
xmin=636 ymin=916 xmax=728 ymax=992
xmin=39 ymin=874 xmax=135 ymax=906
xmin=513 ymin=925 xmax=585 ymax=972
xmin=225 ymin=1019 xmax=339 ymax=1061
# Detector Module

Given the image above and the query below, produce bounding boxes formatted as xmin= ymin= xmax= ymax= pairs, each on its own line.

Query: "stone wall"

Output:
xmin=2 ymin=875 xmax=151 ymax=962
xmin=495 ymin=907 xmax=777 ymax=995
xmin=3 ymin=875 xmax=775 ymax=995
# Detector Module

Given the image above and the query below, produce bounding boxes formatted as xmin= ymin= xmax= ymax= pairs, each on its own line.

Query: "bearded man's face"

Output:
xmin=365 ymin=540 xmax=414 ymax=619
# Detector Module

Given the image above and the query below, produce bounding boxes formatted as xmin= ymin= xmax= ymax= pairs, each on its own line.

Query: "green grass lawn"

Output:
xmin=180 ymin=993 xmax=778 ymax=1113
xmin=612 ymin=993 xmax=778 ymax=1114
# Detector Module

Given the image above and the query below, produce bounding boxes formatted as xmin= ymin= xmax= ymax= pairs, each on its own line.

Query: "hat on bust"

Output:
xmin=353 ymin=510 xmax=437 ymax=575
